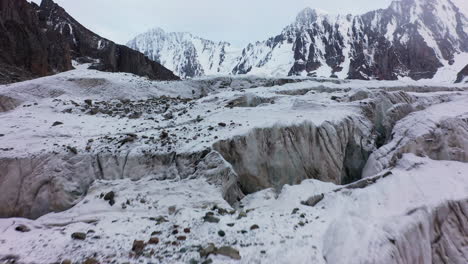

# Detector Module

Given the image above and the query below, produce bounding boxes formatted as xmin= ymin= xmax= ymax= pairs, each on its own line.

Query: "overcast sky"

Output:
xmin=32 ymin=0 xmax=399 ymax=46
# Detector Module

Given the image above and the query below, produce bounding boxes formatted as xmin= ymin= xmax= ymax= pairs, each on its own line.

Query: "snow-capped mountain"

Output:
xmin=234 ymin=0 xmax=468 ymax=81
xmin=128 ymin=0 xmax=468 ymax=82
xmin=127 ymin=28 xmax=240 ymax=78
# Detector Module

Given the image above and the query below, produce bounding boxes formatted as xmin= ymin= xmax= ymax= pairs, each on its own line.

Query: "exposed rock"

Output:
xmin=15 ymin=224 xmax=30 ymax=232
xmin=203 ymin=214 xmax=220 ymax=223
xmin=199 ymin=243 xmax=216 ymax=258
xmin=71 ymin=232 xmax=86 ymax=240
xmin=456 ymin=65 xmax=468 ymax=83
xmin=148 ymin=237 xmax=159 ymax=244
xmin=132 ymin=240 xmax=145 ymax=254
xmin=301 ymin=194 xmax=325 ymax=207
xmin=0 ymin=0 xmax=72 ymax=84
xmin=0 ymin=0 xmax=178 ymax=85
xmin=250 ymin=224 xmax=259 ymax=230
xmin=225 ymin=94 xmax=275 ymax=108
xmin=103 ymin=191 xmax=115 ymax=206
xmin=82 ymin=258 xmax=99 ymax=264
xmin=215 ymin=246 xmax=241 ymax=260
xmin=52 ymin=121 xmax=64 ymax=127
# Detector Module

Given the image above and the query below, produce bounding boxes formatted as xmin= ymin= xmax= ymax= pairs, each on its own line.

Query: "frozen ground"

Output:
xmin=0 ymin=67 xmax=467 ymax=264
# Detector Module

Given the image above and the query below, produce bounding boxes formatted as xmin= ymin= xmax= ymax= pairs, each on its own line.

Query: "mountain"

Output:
xmin=0 ymin=0 xmax=178 ymax=84
xmin=128 ymin=0 xmax=468 ymax=82
xmin=127 ymin=28 xmax=240 ymax=78
xmin=0 ymin=0 xmax=73 ymax=84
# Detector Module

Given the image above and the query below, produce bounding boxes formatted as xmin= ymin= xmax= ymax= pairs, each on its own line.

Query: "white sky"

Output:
xmin=30 ymin=0 xmax=464 ymax=47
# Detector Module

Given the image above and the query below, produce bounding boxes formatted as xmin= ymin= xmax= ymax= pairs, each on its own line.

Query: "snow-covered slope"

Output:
xmin=128 ymin=0 xmax=468 ymax=82
xmin=127 ymin=28 xmax=241 ymax=78
xmin=1 ymin=66 xmax=468 ymax=263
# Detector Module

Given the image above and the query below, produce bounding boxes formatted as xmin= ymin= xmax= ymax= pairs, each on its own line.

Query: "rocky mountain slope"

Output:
xmin=127 ymin=28 xmax=240 ymax=78
xmin=0 ymin=65 xmax=468 ymax=263
xmin=0 ymin=0 xmax=178 ymax=84
xmin=128 ymin=0 xmax=468 ymax=82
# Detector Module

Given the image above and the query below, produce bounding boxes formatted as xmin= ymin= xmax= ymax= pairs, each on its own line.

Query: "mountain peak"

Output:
xmin=295 ymin=7 xmax=329 ymax=26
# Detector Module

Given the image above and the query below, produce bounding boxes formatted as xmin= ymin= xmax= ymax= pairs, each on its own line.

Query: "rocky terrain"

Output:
xmin=128 ymin=0 xmax=468 ymax=82
xmin=0 ymin=61 xmax=467 ymax=263
xmin=0 ymin=0 xmax=178 ymax=85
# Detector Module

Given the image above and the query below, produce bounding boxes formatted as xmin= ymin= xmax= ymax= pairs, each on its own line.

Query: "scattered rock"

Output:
xmin=301 ymin=194 xmax=325 ymax=207
xmin=250 ymin=224 xmax=259 ymax=230
xmin=83 ymin=258 xmax=99 ymax=264
xmin=163 ymin=111 xmax=173 ymax=120
xmin=71 ymin=232 xmax=86 ymax=240
xmin=84 ymin=99 xmax=93 ymax=106
xmin=61 ymin=260 xmax=72 ymax=264
xmin=215 ymin=246 xmax=241 ymax=260
xmin=0 ymin=254 xmax=19 ymax=263
xmin=199 ymin=243 xmax=216 ymax=258
xmin=218 ymin=230 xmax=225 ymax=237
xmin=132 ymin=240 xmax=146 ymax=254
xmin=15 ymin=224 xmax=30 ymax=232
xmin=237 ymin=211 xmax=247 ymax=219
xmin=177 ymin=236 xmax=187 ymax=241
xmin=292 ymin=208 xmax=299 ymax=214
xmin=160 ymin=131 xmax=169 ymax=139
xmin=66 ymin=146 xmax=78 ymax=154
xmin=183 ymin=228 xmax=191 ymax=233
xmin=128 ymin=111 xmax=142 ymax=119
xmin=148 ymin=237 xmax=159 ymax=244
xmin=103 ymin=191 xmax=115 ymax=206
xmin=52 ymin=121 xmax=63 ymax=126
xmin=168 ymin=205 xmax=176 ymax=215
xmin=203 ymin=214 xmax=220 ymax=223
xmin=218 ymin=122 xmax=227 ymax=127
xmin=151 ymin=231 xmax=162 ymax=236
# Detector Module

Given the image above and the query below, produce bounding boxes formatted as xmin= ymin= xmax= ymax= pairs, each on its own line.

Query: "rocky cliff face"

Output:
xmin=128 ymin=0 xmax=468 ymax=82
xmin=0 ymin=0 xmax=72 ymax=84
xmin=0 ymin=0 xmax=178 ymax=84
xmin=38 ymin=0 xmax=179 ymax=81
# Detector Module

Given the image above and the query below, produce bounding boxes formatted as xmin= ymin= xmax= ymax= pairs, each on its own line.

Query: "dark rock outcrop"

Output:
xmin=0 ymin=0 xmax=178 ymax=85
xmin=0 ymin=0 xmax=72 ymax=84
xmin=456 ymin=64 xmax=468 ymax=83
